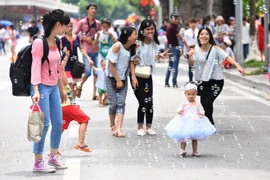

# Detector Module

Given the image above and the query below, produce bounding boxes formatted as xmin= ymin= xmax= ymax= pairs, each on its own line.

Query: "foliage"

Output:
xmin=61 ymin=0 xmax=79 ymax=5
xmin=245 ymin=67 xmax=267 ymax=75
xmin=243 ymin=0 xmax=265 ymax=16
xmin=244 ymin=60 xmax=265 ymax=67
xmin=61 ymin=0 xmax=143 ymax=20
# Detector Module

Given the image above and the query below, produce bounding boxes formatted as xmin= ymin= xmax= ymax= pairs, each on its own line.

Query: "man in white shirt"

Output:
xmin=242 ymin=17 xmax=250 ymax=60
xmin=184 ymin=18 xmax=199 ymax=81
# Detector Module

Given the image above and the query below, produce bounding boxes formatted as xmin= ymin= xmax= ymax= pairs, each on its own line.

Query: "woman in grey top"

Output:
xmin=105 ymin=26 xmax=137 ymax=138
xmin=130 ymin=19 xmax=167 ymax=136
xmin=188 ymin=27 xmax=245 ymax=125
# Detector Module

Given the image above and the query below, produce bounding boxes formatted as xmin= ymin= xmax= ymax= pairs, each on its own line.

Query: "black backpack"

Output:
xmin=9 ymin=35 xmax=60 ymax=96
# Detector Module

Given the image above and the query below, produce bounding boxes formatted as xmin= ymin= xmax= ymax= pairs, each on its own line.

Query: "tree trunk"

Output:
xmin=246 ymin=0 xmax=258 ymax=61
xmin=160 ymin=0 xmax=169 ymax=20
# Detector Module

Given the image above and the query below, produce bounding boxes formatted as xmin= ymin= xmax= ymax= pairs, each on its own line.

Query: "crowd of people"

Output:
xmin=6 ymin=3 xmax=251 ymax=173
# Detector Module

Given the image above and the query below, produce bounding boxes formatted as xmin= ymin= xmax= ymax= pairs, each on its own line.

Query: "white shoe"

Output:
xmin=137 ymin=129 xmax=146 ymax=136
xmin=146 ymin=128 xmax=156 ymax=136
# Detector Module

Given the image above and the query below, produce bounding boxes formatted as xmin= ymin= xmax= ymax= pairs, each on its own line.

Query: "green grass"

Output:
xmin=245 ymin=67 xmax=267 ymax=76
xmin=244 ymin=60 xmax=265 ymax=68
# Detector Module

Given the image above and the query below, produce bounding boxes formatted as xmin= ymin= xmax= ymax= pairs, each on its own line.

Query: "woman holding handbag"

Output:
xmin=61 ymin=21 xmax=93 ymax=99
xmin=129 ymin=19 xmax=168 ymax=136
xmin=188 ymin=27 xmax=245 ymax=126
xmin=31 ymin=9 xmax=69 ymax=173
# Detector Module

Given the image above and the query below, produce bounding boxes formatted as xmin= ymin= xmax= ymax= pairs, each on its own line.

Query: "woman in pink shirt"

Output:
xmin=31 ymin=9 xmax=70 ymax=173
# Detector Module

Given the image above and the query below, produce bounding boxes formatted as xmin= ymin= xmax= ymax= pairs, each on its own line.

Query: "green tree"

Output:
xmin=61 ymin=0 xmax=79 ymax=5
xmin=78 ymin=0 xmax=143 ymax=21
xmin=243 ymin=0 xmax=264 ymax=16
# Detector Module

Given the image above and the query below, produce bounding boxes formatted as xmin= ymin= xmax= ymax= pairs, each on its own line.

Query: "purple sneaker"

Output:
xmin=48 ymin=154 xmax=68 ymax=170
xmin=33 ymin=159 xmax=56 ymax=173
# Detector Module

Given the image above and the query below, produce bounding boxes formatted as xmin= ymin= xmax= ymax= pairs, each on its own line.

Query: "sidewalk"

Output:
xmin=156 ymin=56 xmax=270 ymax=94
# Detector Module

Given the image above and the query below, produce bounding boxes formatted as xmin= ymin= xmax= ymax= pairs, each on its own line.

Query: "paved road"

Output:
xmin=1 ymin=37 xmax=270 ymax=180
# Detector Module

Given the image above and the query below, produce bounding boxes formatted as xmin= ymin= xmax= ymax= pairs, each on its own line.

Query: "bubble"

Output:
xmin=148 ymin=97 xmax=151 ymax=101
xmin=199 ymin=86 xmax=203 ymax=90
xmin=14 ymin=79 xmax=18 ymax=83
xmin=171 ymin=16 xmax=175 ymax=21
xmin=19 ymin=21 xmax=23 ymax=26
xmin=144 ymin=98 xmax=148 ymax=103
xmin=168 ymin=44 xmax=172 ymax=48
xmin=233 ymin=0 xmax=236 ymax=5
xmin=140 ymin=30 xmax=144 ymax=35
xmin=141 ymin=107 xmax=146 ymax=112
xmin=147 ymin=16 xmax=151 ymax=20
xmin=211 ymin=86 xmax=214 ymax=90
xmin=144 ymin=87 xmax=149 ymax=92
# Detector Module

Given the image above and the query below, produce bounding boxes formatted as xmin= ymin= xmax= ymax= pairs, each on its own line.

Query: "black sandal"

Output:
xmin=92 ymin=96 xmax=99 ymax=100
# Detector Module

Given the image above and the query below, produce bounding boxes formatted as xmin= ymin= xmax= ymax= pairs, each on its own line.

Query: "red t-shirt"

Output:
xmin=166 ymin=23 xmax=179 ymax=47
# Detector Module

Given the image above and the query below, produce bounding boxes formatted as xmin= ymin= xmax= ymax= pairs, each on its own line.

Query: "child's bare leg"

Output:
xmin=192 ymin=140 xmax=198 ymax=152
xmin=98 ymin=93 xmax=103 ymax=106
xmin=103 ymin=93 xmax=108 ymax=104
xmin=181 ymin=142 xmax=187 ymax=150
xmin=78 ymin=122 xmax=88 ymax=146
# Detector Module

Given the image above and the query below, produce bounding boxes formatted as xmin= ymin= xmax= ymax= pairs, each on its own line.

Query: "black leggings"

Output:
xmin=198 ymin=79 xmax=224 ymax=125
xmin=131 ymin=75 xmax=153 ymax=127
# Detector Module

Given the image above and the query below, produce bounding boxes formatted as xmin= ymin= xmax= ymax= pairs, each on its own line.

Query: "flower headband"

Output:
xmin=184 ymin=83 xmax=197 ymax=91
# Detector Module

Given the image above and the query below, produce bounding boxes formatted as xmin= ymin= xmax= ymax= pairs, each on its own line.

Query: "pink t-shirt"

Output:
xmin=31 ymin=39 xmax=62 ymax=86
xmin=75 ymin=17 xmax=101 ymax=53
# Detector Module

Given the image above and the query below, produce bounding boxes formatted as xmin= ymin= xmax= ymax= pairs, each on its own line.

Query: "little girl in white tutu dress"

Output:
xmin=164 ymin=82 xmax=216 ymax=157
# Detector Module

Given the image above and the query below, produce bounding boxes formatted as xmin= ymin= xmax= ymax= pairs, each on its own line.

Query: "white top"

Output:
xmin=0 ymin=28 xmax=6 ymax=39
xmin=225 ymin=47 xmax=235 ymax=59
xmin=132 ymin=40 xmax=159 ymax=73
xmin=242 ymin=23 xmax=250 ymax=44
xmin=183 ymin=28 xmax=199 ymax=54
xmin=95 ymin=68 xmax=106 ymax=90
xmin=158 ymin=35 xmax=167 ymax=49
xmin=105 ymin=42 xmax=131 ymax=80
xmin=193 ymin=45 xmax=228 ymax=81
xmin=215 ymin=24 xmax=229 ymax=37
xmin=95 ymin=29 xmax=118 ymax=45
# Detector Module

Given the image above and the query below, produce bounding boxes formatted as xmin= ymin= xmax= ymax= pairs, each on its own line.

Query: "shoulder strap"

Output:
xmin=205 ymin=45 xmax=213 ymax=60
xmin=33 ymin=35 xmax=49 ymax=64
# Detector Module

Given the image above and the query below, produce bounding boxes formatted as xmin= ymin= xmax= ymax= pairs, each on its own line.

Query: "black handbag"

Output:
xmin=109 ymin=77 xmax=125 ymax=89
xmin=71 ymin=60 xmax=85 ymax=79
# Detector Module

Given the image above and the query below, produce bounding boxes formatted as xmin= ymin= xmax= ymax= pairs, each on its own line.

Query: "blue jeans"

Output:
xmin=30 ymin=84 xmax=62 ymax=154
xmin=243 ymin=44 xmax=249 ymax=60
xmin=83 ymin=52 xmax=98 ymax=77
xmin=188 ymin=65 xmax=193 ymax=82
xmin=165 ymin=47 xmax=181 ymax=86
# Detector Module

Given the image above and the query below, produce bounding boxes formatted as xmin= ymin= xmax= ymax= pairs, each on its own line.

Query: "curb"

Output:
xmin=223 ymin=71 xmax=270 ymax=94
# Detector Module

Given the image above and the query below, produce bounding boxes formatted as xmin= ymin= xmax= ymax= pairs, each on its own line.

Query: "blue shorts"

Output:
xmin=83 ymin=52 xmax=98 ymax=77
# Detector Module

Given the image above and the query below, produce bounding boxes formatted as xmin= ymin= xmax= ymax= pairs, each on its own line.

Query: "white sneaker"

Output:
xmin=137 ymin=129 xmax=146 ymax=136
xmin=146 ymin=128 xmax=156 ymax=136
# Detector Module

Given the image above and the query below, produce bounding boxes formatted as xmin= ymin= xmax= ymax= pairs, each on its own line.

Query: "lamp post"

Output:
xmin=264 ymin=0 xmax=269 ymax=67
xmin=235 ymin=0 xmax=243 ymax=66
xmin=169 ymin=0 xmax=173 ymax=16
